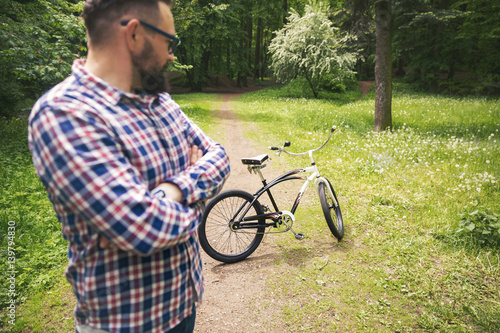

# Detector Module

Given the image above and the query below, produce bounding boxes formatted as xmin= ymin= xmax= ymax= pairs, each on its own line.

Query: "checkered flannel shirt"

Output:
xmin=28 ymin=59 xmax=230 ymax=332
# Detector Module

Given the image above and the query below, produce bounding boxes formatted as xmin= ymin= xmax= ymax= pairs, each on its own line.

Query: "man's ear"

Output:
xmin=123 ymin=19 xmax=142 ymax=53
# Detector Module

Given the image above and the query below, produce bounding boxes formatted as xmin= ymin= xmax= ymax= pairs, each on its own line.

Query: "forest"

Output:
xmin=1 ymin=0 xmax=499 ymax=117
xmin=1 ymin=1 xmax=500 ymax=331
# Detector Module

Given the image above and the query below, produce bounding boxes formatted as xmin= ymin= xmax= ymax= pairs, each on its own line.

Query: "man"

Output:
xmin=28 ymin=0 xmax=230 ymax=332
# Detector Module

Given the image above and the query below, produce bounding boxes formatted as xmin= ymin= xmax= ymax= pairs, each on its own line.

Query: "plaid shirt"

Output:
xmin=28 ymin=59 xmax=230 ymax=332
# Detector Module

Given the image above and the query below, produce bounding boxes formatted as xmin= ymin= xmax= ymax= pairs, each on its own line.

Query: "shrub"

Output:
xmin=456 ymin=209 xmax=500 ymax=247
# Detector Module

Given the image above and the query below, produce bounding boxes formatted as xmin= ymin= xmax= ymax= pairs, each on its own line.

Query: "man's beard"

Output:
xmin=132 ymin=39 xmax=171 ymax=95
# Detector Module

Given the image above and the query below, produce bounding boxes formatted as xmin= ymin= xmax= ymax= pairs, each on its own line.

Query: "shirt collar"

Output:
xmin=72 ymin=59 xmax=158 ymax=106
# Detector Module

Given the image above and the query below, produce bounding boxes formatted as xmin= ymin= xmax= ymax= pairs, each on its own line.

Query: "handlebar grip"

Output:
xmin=269 ymin=147 xmax=279 ymax=151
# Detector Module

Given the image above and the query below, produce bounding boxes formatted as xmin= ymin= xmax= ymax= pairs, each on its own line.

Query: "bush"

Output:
xmin=0 ymin=76 xmax=24 ymax=116
xmin=456 ymin=209 xmax=500 ymax=247
xmin=267 ymin=76 xmax=362 ymax=102
xmin=319 ymin=74 xmax=347 ymax=92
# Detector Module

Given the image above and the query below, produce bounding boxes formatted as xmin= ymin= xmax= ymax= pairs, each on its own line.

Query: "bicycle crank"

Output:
xmin=279 ymin=211 xmax=305 ymax=240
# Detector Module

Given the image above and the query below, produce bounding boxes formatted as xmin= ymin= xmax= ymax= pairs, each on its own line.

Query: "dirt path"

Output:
xmin=358 ymin=81 xmax=374 ymax=98
xmin=194 ymin=94 xmax=287 ymax=332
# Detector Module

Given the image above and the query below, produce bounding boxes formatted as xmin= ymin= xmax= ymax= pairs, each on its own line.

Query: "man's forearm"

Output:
xmin=166 ymin=143 xmax=230 ymax=205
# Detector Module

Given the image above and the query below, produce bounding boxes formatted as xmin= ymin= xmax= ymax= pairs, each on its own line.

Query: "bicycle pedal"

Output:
xmin=295 ymin=233 xmax=305 ymax=240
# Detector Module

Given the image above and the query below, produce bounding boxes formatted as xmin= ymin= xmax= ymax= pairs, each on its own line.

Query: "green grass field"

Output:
xmin=1 ymin=82 xmax=499 ymax=332
xmin=233 ymin=81 xmax=500 ymax=331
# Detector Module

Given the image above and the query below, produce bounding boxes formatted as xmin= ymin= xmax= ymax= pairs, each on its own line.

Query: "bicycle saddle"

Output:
xmin=241 ymin=154 xmax=269 ymax=165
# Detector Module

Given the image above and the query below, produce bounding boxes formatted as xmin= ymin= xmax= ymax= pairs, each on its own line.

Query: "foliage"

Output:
xmin=269 ymin=0 xmax=357 ymax=98
xmin=333 ymin=0 xmax=376 ymax=80
xmin=0 ymin=0 xmax=87 ymax=116
xmin=453 ymin=0 xmax=500 ymax=79
xmin=174 ymin=2 xmax=243 ymax=90
xmin=392 ymin=0 xmax=500 ymax=93
xmin=173 ymin=0 xmax=286 ymax=90
xmin=456 ymin=209 xmax=500 ymax=247
xmin=2 ymin=0 xmax=498 ymax=105
xmin=393 ymin=2 xmax=466 ymax=90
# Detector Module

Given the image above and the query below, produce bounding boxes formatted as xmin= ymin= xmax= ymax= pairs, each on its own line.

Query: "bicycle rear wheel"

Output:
xmin=199 ymin=190 xmax=266 ymax=263
xmin=318 ymin=179 xmax=344 ymax=240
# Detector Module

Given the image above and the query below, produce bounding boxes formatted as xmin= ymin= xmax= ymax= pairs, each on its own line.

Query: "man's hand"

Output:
xmin=189 ymin=145 xmax=203 ymax=165
xmin=153 ymin=146 xmax=203 ymax=202
xmin=100 ymin=236 xmax=114 ymax=249
xmin=100 ymin=146 xmax=204 ymax=249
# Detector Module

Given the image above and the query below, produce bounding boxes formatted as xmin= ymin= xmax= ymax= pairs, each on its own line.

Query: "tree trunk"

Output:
xmin=374 ymin=0 xmax=392 ymax=132
xmin=283 ymin=0 xmax=288 ymax=24
xmin=304 ymin=74 xmax=318 ymax=99
xmin=237 ymin=74 xmax=242 ymax=88
xmin=254 ymin=18 xmax=262 ymax=78
xmin=246 ymin=15 xmax=253 ymax=80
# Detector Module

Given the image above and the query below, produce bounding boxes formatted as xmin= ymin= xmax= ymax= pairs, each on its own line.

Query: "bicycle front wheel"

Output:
xmin=199 ymin=190 xmax=266 ymax=263
xmin=318 ymin=179 xmax=344 ymax=240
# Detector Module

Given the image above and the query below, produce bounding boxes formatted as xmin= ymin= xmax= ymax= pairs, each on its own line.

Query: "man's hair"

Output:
xmin=83 ymin=0 xmax=172 ymax=46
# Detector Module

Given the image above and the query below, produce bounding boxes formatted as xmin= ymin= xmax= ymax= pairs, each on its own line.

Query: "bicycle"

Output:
xmin=198 ymin=126 xmax=344 ymax=263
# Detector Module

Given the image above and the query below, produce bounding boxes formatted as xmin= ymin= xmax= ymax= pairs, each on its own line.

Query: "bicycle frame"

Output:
xmin=231 ymin=151 xmax=331 ymax=231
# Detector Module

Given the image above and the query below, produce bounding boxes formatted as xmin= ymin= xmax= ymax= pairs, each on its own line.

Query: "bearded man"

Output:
xmin=28 ymin=1 xmax=230 ymax=332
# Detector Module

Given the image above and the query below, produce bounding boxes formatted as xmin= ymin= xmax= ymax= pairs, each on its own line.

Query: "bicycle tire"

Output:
xmin=199 ymin=190 xmax=266 ymax=263
xmin=318 ymin=179 xmax=344 ymax=240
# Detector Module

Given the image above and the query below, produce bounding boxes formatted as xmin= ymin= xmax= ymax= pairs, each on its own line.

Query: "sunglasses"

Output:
xmin=121 ymin=19 xmax=181 ymax=54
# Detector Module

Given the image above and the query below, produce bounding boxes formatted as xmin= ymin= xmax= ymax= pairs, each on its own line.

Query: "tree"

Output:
xmin=333 ymin=0 xmax=375 ymax=80
xmin=391 ymin=0 xmax=500 ymax=94
xmin=374 ymin=0 xmax=392 ymax=131
xmin=173 ymin=0 xmax=286 ymax=90
xmin=269 ymin=0 xmax=356 ymax=98
xmin=336 ymin=0 xmax=392 ymax=131
xmin=392 ymin=0 xmax=467 ymax=91
xmin=174 ymin=1 xmax=247 ymax=91
xmin=456 ymin=0 xmax=500 ymax=79
xmin=0 ymin=0 xmax=86 ymax=116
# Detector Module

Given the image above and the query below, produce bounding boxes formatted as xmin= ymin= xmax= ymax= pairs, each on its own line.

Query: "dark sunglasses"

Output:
xmin=121 ymin=19 xmax=180 ymax=54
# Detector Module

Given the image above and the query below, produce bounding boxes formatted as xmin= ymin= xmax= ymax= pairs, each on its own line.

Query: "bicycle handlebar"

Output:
xmin=269 ymin=126 xmax=336 ymax=156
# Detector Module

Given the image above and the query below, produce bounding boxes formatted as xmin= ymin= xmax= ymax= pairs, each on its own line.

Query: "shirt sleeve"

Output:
xmin=29 ymin=106 xmax=203 ymax=256
xmin=164 ymin=109 xmax=231 ymax=206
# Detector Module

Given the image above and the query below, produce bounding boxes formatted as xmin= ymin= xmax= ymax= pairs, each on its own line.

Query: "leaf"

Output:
xmin=465 ymin=223 xmax=475 ymax=231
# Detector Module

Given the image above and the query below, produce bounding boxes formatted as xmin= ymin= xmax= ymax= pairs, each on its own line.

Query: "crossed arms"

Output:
xmin=29 ymin=101 xmax=230 ymax=256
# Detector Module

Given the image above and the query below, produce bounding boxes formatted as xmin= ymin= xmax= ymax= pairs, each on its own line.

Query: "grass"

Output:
xmin=169 ymin=93 xmax=219 ymax=132
xmin=232 ymin=80 xmax=500 ymax=331
xmin=8 ymin=266 xmax=74 ymax=332
xmin=0 ymin=94 xmax=218 ymax=332
xmin=0 ymin=117 xmax=68 ymax=310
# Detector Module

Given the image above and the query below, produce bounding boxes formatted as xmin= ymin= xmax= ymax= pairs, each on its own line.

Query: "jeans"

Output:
xmin=169 ymin=304 xmax=197 ymax=333
xmin=76 ymin=305 xmax=197 ymax=333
